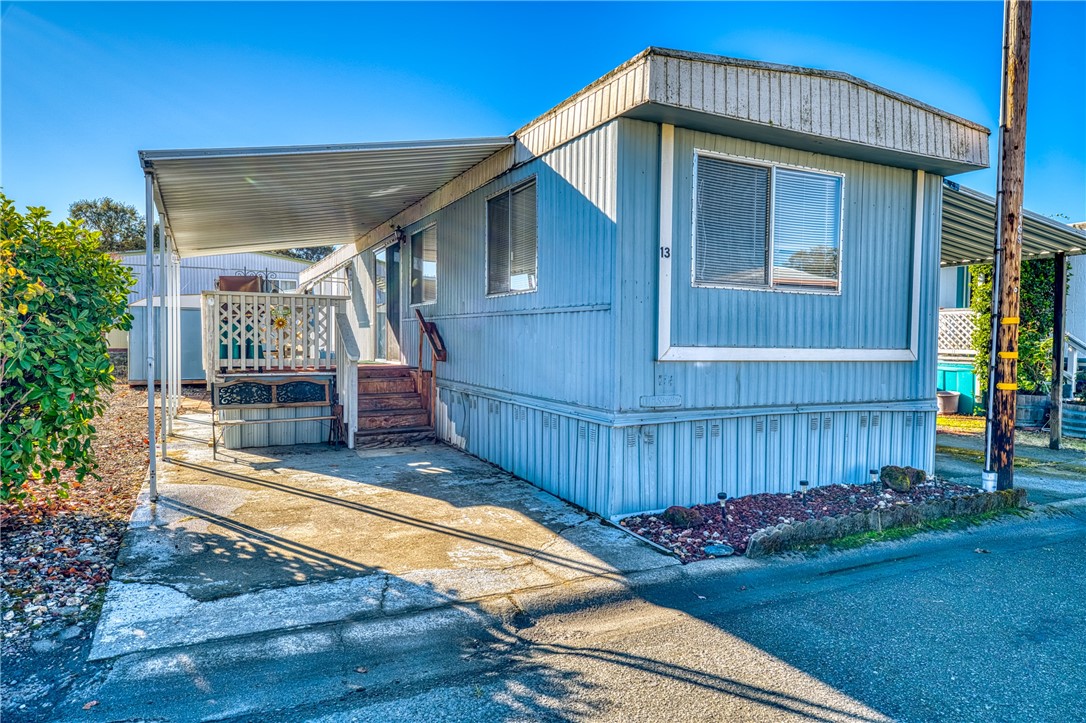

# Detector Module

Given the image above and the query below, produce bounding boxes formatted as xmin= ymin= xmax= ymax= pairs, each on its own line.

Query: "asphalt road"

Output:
xmin=26 ymin=451 xmax=1086 ymax=723
xmin=286 ymin=504 xmax=1086 ymax=723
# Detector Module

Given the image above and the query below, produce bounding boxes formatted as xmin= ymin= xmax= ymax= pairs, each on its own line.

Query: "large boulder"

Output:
xmin=880 ymin=465 xmax=925 ymax=493
xmin=661 ymin=505 xmax=706 ymax=529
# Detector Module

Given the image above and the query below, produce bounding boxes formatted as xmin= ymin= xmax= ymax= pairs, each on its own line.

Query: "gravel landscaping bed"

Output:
xmin=1 ymin=385 xmax=208 ymax=720
xmin=620 ymin=479 xmax=980 ymax=563
xmin=1 ymin=386 xmax=153 ymax=655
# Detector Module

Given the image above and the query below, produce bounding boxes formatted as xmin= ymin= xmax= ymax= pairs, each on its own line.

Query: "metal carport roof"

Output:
xmin=941 ymin=180 xmax=1086 ymax=266
xmin=139 ymin=137 xmax=512 ymax=258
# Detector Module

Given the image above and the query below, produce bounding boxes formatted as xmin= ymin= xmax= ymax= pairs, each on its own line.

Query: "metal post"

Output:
xmin=1050 ymin=252 xmax=1066 ymax=449
xmin=984 ymin=0 xmax=1031 ymax=491
xmin=159 ymin=223 xmax=168 ymax=458
xmin=144 ymin=171 xmax=158 ymax=501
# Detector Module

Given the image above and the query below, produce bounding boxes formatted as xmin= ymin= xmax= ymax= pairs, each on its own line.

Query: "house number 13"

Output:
xmin=660 ymin=247 xmax=671 ymax=258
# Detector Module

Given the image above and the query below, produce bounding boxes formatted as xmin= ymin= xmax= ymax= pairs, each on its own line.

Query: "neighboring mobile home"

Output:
xmin=110 ymin=251 xmax=313 ymax=384
xmin=300 ymin=48 xmax=988 ymax=517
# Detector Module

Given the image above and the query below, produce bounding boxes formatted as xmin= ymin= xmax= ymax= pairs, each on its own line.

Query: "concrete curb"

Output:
xmin=744 ymin=488 xmax=1030 ymax=558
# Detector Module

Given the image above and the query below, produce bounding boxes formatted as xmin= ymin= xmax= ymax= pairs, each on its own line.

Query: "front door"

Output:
xmin=374 ymin=243 xmax=402 ymax=362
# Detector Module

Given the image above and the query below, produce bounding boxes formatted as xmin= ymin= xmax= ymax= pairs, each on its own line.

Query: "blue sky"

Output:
xmin=2 ymin=1 xmax=1084 ymax=222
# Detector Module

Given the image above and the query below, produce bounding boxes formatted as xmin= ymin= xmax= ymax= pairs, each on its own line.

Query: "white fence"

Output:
xmin=938 ymin=308 xmax=977 ymax=357
xmin=201 ymin=292 xmax=348 ymax=376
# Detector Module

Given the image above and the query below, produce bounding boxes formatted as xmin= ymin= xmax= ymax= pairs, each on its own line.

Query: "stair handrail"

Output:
xmin=334 ymin=308 xmax=360 ymax=447
xmin=414 ymin=309 xmax=446 ymax=426
xmin=415 ymin=308 xmax=447 ymax=362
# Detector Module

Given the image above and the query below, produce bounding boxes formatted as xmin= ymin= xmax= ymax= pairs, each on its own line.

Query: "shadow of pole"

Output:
xmin=167 ymin=458 xmax=621 ymax=578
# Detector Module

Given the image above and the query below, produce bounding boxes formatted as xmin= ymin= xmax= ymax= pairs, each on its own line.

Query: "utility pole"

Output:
xmin=984 ymin=0 xmax=1032 ymax=491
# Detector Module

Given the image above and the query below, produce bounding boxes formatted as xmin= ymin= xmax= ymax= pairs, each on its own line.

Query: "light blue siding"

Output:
xmin=346 ymin=116 xmax=942 ymax=517
xmin=392 ymin=122 xmax=620 ymax=412
xmin=614 ymin=119 xmax=942 ymax=412
xmin=609 ymin=409 xmax=935 ymax=516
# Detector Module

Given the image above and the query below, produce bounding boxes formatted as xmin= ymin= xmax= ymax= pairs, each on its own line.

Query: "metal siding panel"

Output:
xmin=615 ymin=120 xmax=934 ymax=413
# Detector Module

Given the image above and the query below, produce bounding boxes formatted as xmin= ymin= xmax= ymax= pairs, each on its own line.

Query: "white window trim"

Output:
xmin=484 ymin=177 xmax=539 ymax=298
xmin=409 ymin=222 xmax=438 ymax=307
xmin=690 ymin=149 xmax=846 ymax=296
xmin=657 ymin=123 xmax=923 ymax=363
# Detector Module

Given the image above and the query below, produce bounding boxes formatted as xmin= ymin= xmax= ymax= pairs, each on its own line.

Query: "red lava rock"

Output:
xmin=620 ymin=479 xmax=977 ymax=563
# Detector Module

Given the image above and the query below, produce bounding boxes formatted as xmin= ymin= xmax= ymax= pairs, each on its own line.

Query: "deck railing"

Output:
xmin=201 ymin=291 xmax=349 ymax=377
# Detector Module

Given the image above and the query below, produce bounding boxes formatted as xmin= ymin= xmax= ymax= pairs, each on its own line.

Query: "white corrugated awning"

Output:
xmin=941 ymin=180 xmax=1086 ymax=266
xmin=139 ymin=137 xmax=512 ymax=258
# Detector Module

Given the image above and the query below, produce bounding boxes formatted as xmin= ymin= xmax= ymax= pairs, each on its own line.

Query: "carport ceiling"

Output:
xmin=941 ymin=180 xmax=1086 ymax=266
xmin=140 ymin=137 xmax=512 ymax=258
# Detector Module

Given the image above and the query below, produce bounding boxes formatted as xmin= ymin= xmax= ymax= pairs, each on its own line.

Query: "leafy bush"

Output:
xmin=1 ymin=195 xmax=134 ymax=501
xmin=970 ymin=259 xmax=1059 ymax=407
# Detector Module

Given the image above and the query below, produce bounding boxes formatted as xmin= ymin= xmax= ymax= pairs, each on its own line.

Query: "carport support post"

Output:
xmin=144 ymin=171 xmax=158 ymax=501
xmin=1050 ymin=252 xmax=1066 ymax=449
xmin=159 ymin=221 xmax=168 ymax=458
xmin=984 ymin=0 xmax=1031 ymax=491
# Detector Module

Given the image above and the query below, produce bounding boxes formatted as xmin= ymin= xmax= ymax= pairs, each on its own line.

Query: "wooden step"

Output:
xmin=357 ymin=392 xmax=425 ymax=412
xmin=357 ymin=409 xmax=430 ymax=430
xmin=355 ymin=426 xmax=435 ymax=448
xmin=358 ymin=377 xmax=416 ymax=395
xmin=357 ymin=364 xmax=415 ymax=378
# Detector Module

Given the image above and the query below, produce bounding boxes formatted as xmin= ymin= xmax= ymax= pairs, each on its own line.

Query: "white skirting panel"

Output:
xmin=219 ymin=406 xmax=334 ymax=449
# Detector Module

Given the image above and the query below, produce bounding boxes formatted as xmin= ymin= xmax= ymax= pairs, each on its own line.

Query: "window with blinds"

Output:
xmin=487 ymin=180 xmax=537 ymax=295
xmin=693 ymin=153 xmax=842 ymax=292
xmin=410 ymin=225 xmax=437 ymax=305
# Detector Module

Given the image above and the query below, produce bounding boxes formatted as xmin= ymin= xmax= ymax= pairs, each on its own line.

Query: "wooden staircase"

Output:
xmin=356 ymin=365 xmax=433 ymax=447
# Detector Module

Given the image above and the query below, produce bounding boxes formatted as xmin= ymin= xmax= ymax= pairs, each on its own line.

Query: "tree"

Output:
xmin=1 ymin=195 xmax=134 ymax=501
xmin=969 ymin=258 xmax=1058 ymax=405
xmin=275 ymin=246 xmax=333 ymax=262
xmin=68 ymin=197 xmax=158 ymax=253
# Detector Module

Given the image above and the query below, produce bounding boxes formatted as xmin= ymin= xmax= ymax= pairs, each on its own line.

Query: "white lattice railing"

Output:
xmin=938 ymin=308 xmax=977 ymax=356
xmin=201 ymin=292 xmax=349 ymax=377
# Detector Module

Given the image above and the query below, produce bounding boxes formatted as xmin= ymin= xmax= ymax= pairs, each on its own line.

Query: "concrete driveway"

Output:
xmin=91 ymin=412 xmax=676 ymax=661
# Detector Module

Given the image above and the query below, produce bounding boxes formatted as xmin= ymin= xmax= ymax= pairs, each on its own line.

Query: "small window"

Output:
xmin=410 ymin=225 xmax=437 ymax=305
xmin=487 ymin=180 xmax=537 ymax=295
xmin=694 ymin=154 xmax=842 ymax=292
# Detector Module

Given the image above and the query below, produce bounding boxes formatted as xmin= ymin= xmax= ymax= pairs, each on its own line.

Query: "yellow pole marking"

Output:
xmin=1001 ymin=317 xmax=1020 ymax=325
xmin=998 ymin=351 xmax=1019 ymax=359
xmin=996 ymin=382 xmax=1019 ymax=391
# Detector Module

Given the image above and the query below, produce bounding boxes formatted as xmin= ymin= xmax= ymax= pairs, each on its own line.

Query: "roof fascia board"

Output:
xmin=140 ymin=136 xmax=513 ymax=166
xmin=513 ymin=48 xmax=988 ymax=172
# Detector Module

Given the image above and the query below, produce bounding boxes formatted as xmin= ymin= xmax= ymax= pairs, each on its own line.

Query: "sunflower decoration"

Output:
xmin=270 ymin=305 xmax=291 ymax=331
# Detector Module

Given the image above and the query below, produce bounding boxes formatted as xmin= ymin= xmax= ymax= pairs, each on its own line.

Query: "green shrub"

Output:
xmin=969 ymin=258 xmax=1058 ymax=407
xmin=1 ymin=195 xmax=134 ymax=501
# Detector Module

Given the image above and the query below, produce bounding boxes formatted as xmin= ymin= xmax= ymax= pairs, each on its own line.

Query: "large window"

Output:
xmin=410 ymin=225 xmax=437 ymax=305
xmin=693 ymin=154 xmax=843 ymax=292
xmin=487 ymin=180 xmax=537 ymax=295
